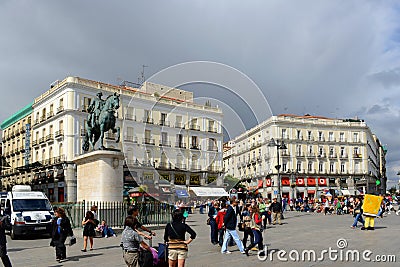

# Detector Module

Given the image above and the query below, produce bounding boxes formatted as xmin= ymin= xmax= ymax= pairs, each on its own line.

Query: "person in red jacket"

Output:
xmin=215 ymin=202 xmax=228 ymax=247
xmin=244 ymin=206 xmax=265 ymax=256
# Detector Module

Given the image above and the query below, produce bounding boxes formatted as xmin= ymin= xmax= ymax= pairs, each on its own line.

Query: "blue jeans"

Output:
xmin=246 ymin=229 xmax=263 ymax=250
xmin=221 ymin=229 xmax=244 ymax=253
xmin=352 ymin=213 xmax=364 ymax=227
xmin=102 ymin=227 xmax=115 ymax=237
xmin=209 ymin=220 xmax=218 ymax=244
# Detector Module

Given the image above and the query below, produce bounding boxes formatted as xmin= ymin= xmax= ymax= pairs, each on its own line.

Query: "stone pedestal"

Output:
xmin=74 ymin=150 xmax=124 ymax=202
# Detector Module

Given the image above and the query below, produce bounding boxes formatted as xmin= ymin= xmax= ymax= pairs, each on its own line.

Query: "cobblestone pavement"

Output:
xmin=7 ymin=210 xmax=400 ymax=266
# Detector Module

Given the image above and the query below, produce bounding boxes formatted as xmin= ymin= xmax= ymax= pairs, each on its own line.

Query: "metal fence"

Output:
xmin=54 ymin=201 xmax=174 ymax=229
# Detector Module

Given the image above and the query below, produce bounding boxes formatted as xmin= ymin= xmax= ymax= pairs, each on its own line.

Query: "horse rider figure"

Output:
xmin=88 ymin=92 xmax=105 ymax=127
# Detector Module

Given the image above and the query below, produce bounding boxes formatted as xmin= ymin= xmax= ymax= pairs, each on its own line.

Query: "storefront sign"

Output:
xmin=190 ymin=175 xmax=201 ymax=185
xmin=174 ymin=174 xmax=186 ymax=185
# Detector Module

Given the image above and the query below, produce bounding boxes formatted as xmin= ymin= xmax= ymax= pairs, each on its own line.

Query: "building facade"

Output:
xmin=1 ymin=77 xmax=224 ymax=202
xmin=223 ymin=114 xmax=387 ymax=200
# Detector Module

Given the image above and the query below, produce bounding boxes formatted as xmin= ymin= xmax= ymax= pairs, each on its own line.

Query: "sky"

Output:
xmin=1 ymin=0 xmax=400 ymax=188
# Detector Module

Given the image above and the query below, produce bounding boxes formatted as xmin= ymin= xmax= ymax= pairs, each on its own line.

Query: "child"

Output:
xmin=96 ymin=220 xmax=116 ymax=238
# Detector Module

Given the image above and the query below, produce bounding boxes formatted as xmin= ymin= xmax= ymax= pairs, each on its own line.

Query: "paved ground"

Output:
xmin=6 ymin=210 xmax=400 ymax=266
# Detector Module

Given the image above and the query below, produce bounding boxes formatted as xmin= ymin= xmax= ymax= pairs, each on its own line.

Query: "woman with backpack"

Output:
xmin=244 ymin=206 xmax=265 ymax=256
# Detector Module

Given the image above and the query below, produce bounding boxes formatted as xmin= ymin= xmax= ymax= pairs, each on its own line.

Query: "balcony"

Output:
xmin=208 ymin=126 xmax=217 ymax=133
xmin=190 ymin=165 xmax=202 ymax=171
xmin=57 ymin=106 xmax=64 ymax=114
xmin=54 ymin=155 xmax=66 ymax=164
xmin=143 ymin=138 xmax=155 ymax=145
xmin=39 ymin=137 xmax=46 ymax=144
xmin=19 ymin=126 xmax=26 ymax=134
xmin=339 ymin=153 xmax=348 ymax=159
xmin=124 ymin=114 xmax=136 ymax=121
xmin=207 ymin=146 xmax=218 ymax=152
xmin=353 ymin=153 xmax=362 ymax=159
xmin=81 ymin=105 xmax=89 ymax=113
xmin=175 ymin=122 xmax=185 ymax=129
xmin=19 ymin=145 xmax=25 ymax=152
xmin=175 ymin=163 xmax=187 ymax=170
xmin=55 ymin=130 xmax=64 ymax=139
xmin=281 ymin=151 xmax=290 ymax=158
xmin=190 ymin=144 xmax=201 ymax=150
xmin=126 ymin=159 xmax=140 ymax=167
xmin=159 ymin=140 xmax=171 ymax=147
xmin=175 ymin=142 xmax=186 ymax=149
xmin=158 ymin=162 xmax=172 ymax=169
xmin=142 ymin=117 xmax=154 ymax=124
xmin=40 ymin=115 xmax=46 ymax=123
xmin=159 ymin=120 xmax=170 ymax=127
xmin=317 ymin=153 xmax=326 ymax=158
xmin=296 ymin=152 xmax=305 ymax=157
xmin=105 ymin=132 xmax=116 ymax=140
xmin=47 ymin=111 xmax=54 ymax=118
xmin=32 ymin=140 xmax=39 ymax=147
xmin=189 ymin=124 xmax=200 ymax=131
xmin=124 ymin=135 xmax=134 ymax=142
xmin=329 ymin=154 xmax=337 ymax=159
xmin=46 ymin=134 xmax=54 ymax=143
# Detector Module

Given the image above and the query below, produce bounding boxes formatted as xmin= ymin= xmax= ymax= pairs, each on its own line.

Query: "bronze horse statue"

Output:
xmin=82 ymin=92 xmax=120 ymax=151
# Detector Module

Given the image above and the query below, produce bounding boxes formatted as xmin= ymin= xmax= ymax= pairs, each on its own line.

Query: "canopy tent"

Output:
xmin=341 ymin=189 xmax=351 ymax=196
xmin=190 ymin=187 xmax=229 ymax=197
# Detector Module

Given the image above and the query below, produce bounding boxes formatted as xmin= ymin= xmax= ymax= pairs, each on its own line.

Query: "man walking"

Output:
xmin=221 ymin=199 xmax=245 ymax=254
xmin=270 ymin=198 xmax=282 ymax=225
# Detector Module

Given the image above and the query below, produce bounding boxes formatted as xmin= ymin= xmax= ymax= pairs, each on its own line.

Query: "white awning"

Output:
xmin=190 ymin=187 xmax=229 ymax=197
xmin=341 ymin=189 xmax=351 ymax=196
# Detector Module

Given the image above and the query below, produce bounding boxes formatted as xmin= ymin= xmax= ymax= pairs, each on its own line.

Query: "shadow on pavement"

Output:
xmin=65 ymin=252 xmax=103 ymax=262
xmin=8 ymin=245 xmax=50 ymax=252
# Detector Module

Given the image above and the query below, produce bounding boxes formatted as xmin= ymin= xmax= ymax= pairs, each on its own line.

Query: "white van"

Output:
xmin=5 ymin=185 xmax=54 ymax=239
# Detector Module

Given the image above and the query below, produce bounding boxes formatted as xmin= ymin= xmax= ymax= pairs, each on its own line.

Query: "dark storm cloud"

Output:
xmin=1 ymin=0 xmax=400 ymax=185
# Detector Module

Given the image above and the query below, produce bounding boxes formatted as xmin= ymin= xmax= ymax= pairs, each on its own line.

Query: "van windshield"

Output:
xmin=12 ymin=199 xmax=52 ymax=212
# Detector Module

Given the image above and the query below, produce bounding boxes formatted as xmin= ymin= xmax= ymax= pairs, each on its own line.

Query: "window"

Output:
xmin=341 ymin=163 xmax=345 ymax=172
xmin=318 ymin=131 xmax=323 ymax=141
xmin=329 ymin=147 xmax=334 ymax=156
xmin=297 ymin=162 xmax=302 ymax=172
xmin=354 ymin=147 xmax=359 ymax=156
xmin=318 ymin=146 xmax=323 ymax=156
xmin=329 ymin=132 xmax=334 ymax=141
xmin=282 ymin=162 xmax=287 ymax=172
xmin=330 ymin=163 xmax=334 ymax=172
xmin=339 ymin=132 xmax=344 ymax=142
xmin=282 ymin=129 xmax=287 ymax=139
xmin=297 ymin=130 xmax=302 ymax=140
xmin=308 ymin=145 xmax=313 ymax=154
xmin=353 ymin=132 xmax=358 ymax=142
xmin=308 ymin=131 xmax=312 ymax=141
xmin=308 ymin=162 xmax=313 ymax=172
xmin=161 ymin=113 xmax=167 ymax=126
xmin=340 ymin=147 xmax=345 ymax=157
xmin=296 ymin=144 xmax=302 ymax=156
xmin=319 ymin=163 xmax=323 ymax=172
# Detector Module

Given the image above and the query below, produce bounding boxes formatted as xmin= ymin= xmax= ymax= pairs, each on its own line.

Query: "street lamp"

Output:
xmin=268 ymin=138 xmax=287 ymax=203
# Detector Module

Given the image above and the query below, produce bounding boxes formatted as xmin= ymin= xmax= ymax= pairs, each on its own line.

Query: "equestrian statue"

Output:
xmin=82 ymin=91 xmax=120 ymax=151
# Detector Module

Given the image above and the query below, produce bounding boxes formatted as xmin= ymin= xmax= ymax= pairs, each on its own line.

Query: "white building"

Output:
xmin=223 ymin=114 xmax=387 ymax=200
xmin=1 ymin=76 xmax=224 ymax=202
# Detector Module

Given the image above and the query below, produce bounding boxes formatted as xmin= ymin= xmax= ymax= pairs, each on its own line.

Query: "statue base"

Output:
xmin=74 ymin=150 xmax=124 ymax=202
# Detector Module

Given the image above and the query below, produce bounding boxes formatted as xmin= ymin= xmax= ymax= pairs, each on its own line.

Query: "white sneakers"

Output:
xmin=221 ymin=251 xmax=232 ymax=254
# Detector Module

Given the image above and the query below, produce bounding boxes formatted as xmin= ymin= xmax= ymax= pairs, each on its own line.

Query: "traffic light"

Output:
xmin=376 ymin=179 xmax=381 ymax=186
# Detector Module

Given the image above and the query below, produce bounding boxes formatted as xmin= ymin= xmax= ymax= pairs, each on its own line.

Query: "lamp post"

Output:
xmin=268 ymin=138 xmax=287 ymax=204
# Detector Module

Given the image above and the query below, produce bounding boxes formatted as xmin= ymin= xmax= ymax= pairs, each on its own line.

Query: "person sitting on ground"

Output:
xmin=96 ymin=220 xmax=117 ymax=238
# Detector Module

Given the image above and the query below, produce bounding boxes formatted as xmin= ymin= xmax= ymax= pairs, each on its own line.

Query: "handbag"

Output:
xmin=206 ymin=218 xmax=210 ymax=225
xmin=66 ymin=235 xmax=77 ymax=246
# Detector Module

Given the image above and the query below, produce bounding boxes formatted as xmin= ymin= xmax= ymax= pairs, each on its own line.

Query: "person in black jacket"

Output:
xmin=207 ymin=201 xmax=219 ymax=245
xmin=164 ymin=209 xmax=196 ymax=267
xmin=51 ymin=207 xmax=74 ymax=263
xmin=220 ymin=199 xmax=245 ymax=254
xmin=0 ymin=208 xmax=12 ymax=267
